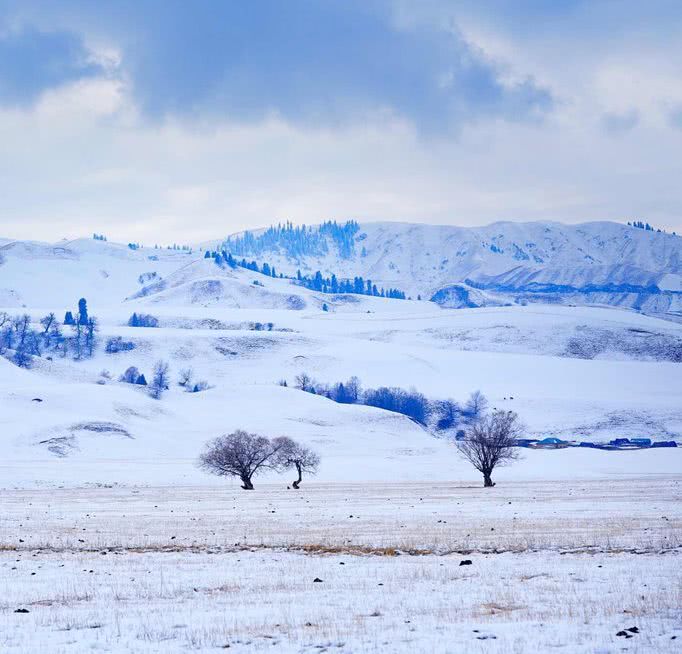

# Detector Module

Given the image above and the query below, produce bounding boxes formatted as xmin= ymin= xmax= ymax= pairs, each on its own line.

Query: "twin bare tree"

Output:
xmin=199 ymin=430 xmax=320 ymax=490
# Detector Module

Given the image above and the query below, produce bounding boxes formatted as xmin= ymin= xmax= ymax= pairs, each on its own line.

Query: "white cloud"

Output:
xmin=1 ymin=26 xmax=682 ymax=246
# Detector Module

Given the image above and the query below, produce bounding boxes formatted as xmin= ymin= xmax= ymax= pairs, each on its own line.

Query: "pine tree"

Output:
xmin=78 ymin=298 xmax=88 ymax=325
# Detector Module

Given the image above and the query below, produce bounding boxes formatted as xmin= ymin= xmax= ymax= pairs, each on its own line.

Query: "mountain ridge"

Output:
xmin=2 ymin=219 xmax=681 ymax=316
xmin=213 ymin=219 xmax=681 ymax=315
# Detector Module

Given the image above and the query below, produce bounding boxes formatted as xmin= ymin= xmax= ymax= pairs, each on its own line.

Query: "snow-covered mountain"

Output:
xmin=215 ymin=220 xmax=682 ymax=315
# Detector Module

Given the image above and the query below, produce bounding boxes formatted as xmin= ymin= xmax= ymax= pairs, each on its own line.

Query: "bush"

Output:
xmin=128 ymin=313 xmax=159 ymax=328
xmin=433 ymin=399 xmax=461 ymax=431
xmin=178 ymin=368 xmax=193 ymax=387
xmin=105 ymin=336 xmax=136 ymax=353
xmin=119 ymin=366 xmax=147 ymax=385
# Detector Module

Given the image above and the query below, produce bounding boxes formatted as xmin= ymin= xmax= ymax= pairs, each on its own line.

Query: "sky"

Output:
xmin=0 ymin=0 xmax=681 ymax=243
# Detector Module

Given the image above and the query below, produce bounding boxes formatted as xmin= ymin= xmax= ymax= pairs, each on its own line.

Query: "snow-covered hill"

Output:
xmin=216 ymin=220 xmax=682 ymax=316
xmin=1 ymin=228 xmax=681 ymax=488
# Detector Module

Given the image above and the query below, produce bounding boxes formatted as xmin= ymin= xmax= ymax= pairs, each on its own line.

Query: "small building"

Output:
xmin=631 ymin=438 xmax=652 ymax=448
xmin=530 ymin=437 xmax=569 ymax=450
xmin=514 ymin=438 xmax=537 ymax=448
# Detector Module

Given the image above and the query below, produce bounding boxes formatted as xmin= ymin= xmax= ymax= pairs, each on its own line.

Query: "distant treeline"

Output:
xmin=221 ymin=220 xmax=360 ymax=259
xmin=91 ymin=234 xmax=193 ymax=251
xmin=285 ymin=373 xmax=488 ymax=431
xmin=627 ymin=220 xmax=677 ymax=236
xmin=205 ymin=249 xmax=407 ymax=300
xmin=1 ymin=298 xmax=97 ymax=368
xmin=295 ymin=270 xmax=406 ymax=299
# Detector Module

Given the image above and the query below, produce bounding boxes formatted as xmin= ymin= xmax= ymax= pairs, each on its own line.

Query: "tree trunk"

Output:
xmin=292 ymin=463 xmax=302 ymax=489
xmin=241 ymin=477 xmax=254 ymax=490
xmin=483 ymin=472 xmax=495 ymax=488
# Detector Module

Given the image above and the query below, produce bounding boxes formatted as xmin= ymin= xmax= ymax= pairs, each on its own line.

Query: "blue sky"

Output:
xmin=1 ymin=0 xmax=681 ymax=241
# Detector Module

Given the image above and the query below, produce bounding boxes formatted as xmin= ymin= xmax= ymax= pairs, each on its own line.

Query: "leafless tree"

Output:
xmin=295 ymin=372 xmax=313 ymax=392
xmin=12 ymin=314 xmax=38 ymax=367
xmin=178 ymin=368 xmax=193 ymax=387
xmin=149 ymin=360 xmax=170 ymax=399
xmin=0 ymin=312 xmax=10 ymax=353
xmin=199 ymin=430 xmax=284 ymax=490
xmin=273 ymin=437 xmax=320 ymax=488
xmin=345 ymin=376 xmax=362 ymax=403
xmin=40 ymin=312 xmax=56 ymax=335
xmin=456 ymin=410 xmax=522 ymax=487
xmin=84 ymin=317 xmax=98 ymax=357
xmin=70 ymin=320 xmax=84 ymax=360
xmin=463 ymin=390 xmax=488 ymax=422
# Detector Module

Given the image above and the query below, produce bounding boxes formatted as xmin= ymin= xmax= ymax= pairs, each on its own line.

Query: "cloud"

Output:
xmin=0 ymin=1 xmax=681 ymax=240
xmin=1 ymin=0 xmax=553 ymax=131
xmin=1 ymin=77 xmax=681 ymax=244
xmin=668 ymin=106 xmax=682 ymax=130
xmin=0 ymin=25 xmax=104 ymax=105
xmin=601 ymin=109 xmax=639 ymax=135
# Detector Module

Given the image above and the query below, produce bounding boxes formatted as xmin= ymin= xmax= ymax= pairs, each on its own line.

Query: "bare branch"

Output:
xmin=456 ymin=410 xmax=522 ymax=487
xmin=273 ymin=436 xmax=320 ymax=488
xmin=199 ymin=430 xmax=282 ymax=490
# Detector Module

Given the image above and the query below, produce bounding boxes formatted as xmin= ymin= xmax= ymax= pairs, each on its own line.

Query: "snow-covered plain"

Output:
xmin=1 ymin=234 xmax=681 ymax=652
xmin=1 ymin=481 xmax=680 ymax=653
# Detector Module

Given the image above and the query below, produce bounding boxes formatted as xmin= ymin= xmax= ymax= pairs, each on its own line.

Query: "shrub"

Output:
xmin=119 ymin=366 xmax=141 ymax=384
xmin=178 ymin=368 xmax=193 ymax=387
xmin=105 ymin=336 xmax=135 ymax=353
xmin=128 ymin=313 xmax=159 ymax=328
xmin=188 ymin=380 xmax=210 ymax=393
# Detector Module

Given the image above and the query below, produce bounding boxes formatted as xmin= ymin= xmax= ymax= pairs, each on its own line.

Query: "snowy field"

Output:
xmin=1 ymin=481 xmax=680 ymax=653
xmin=1 ymin=237 xmax=681 ymax=652
xmin=2 ymin=548 xmax=679 ymax=653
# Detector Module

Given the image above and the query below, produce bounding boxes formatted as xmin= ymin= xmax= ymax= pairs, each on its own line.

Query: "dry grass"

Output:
xmin=1 ymin=478 xmax=680 ymax=554
xmin=1 ymin=548 xmax=680 ymax=653
xmin=0 ymin=479 xmax=680 ymax=651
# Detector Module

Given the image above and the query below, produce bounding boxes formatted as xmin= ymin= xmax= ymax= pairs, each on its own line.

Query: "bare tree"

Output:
xmin=40 ymin=312 xmax=56 ymax=335
xmin=463 ymin=390 xmax=488 ymax=422
xmin=0 ymin=316 xmax=11 ymax=354
xmin=273 ymin=437 xmax=320 ymax=489
xmin=295 ymin=372 xmax=313 ymax=392
xmin=178 ymin=368 xmax=193 ymax=388
xmin=434 ymin=399 xmax=461 ymax=431
xmin=345 ymin=376 xmax=362 ymax=403
xmin=199 ymin=430 xmax=284 ymax=490
xmin=70 ymin=320 xmax=84 ymax=360
xmin=84 ymin=317 xmax=98 ymax=357
xmin=456 ymin=410 xmax=522 ymax=487
xmin=149 ymin=360 xmax=170 ymax=399
xmin=12 ymin=314 xmax=36 ymax=368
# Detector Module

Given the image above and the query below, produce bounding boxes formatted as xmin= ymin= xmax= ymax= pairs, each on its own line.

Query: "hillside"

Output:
xmin=216 ymin=220 xmax=682 ymax=316
xmin=0 ymin=229 xmax=681 ymax=488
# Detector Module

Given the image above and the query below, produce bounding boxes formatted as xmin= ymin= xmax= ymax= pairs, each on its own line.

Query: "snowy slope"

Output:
xmin=1 ymin=231 xmax=681 ymax=489
xmin=218 ymin=220 xmax=682 ymax=315
xmin=0 ymin=238 xmax=193 ymax=308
